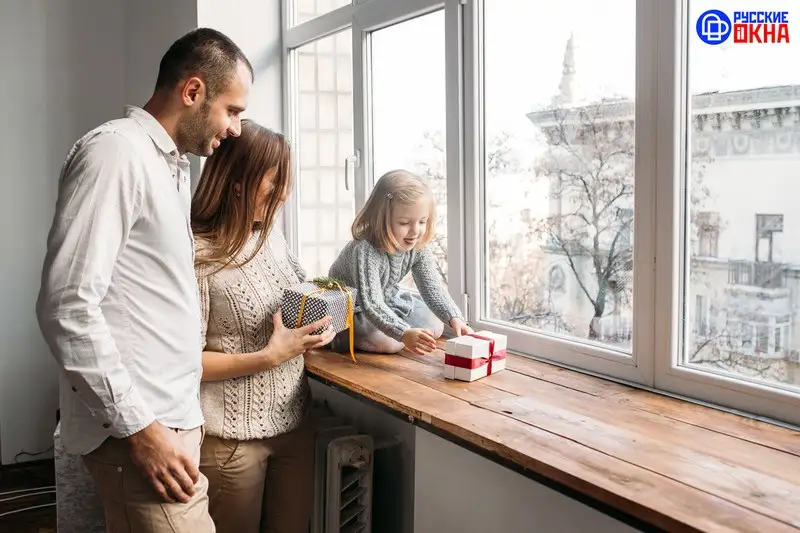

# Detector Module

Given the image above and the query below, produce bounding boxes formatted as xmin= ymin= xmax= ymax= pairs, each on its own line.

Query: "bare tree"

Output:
xmin=533 ymin=101 xmax=634 ymax=340
xmin=533 ymin=99 xmax=712 ymax=341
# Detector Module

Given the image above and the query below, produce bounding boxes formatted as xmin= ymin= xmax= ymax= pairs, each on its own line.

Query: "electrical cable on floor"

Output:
xmin=0 ymin=486 xmax=56 ymax=497
xmin=13 ymin=446 xmax=54 ymax=463
xmin=0 ymin=502 xmax=56 ymax=518
xmin=0 ymin=490 xmax=55 ymax=504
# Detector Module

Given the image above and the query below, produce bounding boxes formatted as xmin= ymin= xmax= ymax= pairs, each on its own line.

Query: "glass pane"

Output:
xmin=684 ymin=0 xmax=800 ymax=392
xmin=484 ymin=1 xmax=636 ymax=352
xmin=294 ymin=0 xmax=351 ymax=26
xmin=295 ymin=30 xmax=355 ymax=278
xmin=371 ymin=11 xmax=447 ymax=290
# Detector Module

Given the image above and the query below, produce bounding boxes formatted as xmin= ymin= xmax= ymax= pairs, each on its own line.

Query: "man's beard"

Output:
xmin=176 ymin=101 xmax=215 ymax=156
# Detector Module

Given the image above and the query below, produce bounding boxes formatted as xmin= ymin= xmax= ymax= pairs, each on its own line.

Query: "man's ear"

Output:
xmin=181 ymin=76 xmax=206 ymax=107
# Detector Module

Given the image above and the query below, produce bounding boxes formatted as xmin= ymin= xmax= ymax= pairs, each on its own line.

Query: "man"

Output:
xmin=36 ymin=28 xmax=252 ymax=532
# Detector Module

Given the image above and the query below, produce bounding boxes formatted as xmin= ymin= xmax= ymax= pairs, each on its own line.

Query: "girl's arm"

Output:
xmin=411 ymin=248 xmax=466 ymax=324
xmin=355 ymin=242 xmax=412 ymax=341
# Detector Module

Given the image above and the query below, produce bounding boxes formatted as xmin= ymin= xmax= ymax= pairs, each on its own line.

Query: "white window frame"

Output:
xmin=461 ymin=0 xmax=657 ymax=385
xmin=282 ymin=0 xmax=800 ymax=427
xmin=282 ymin=0 xmax=466 ymax=305
xmin=653 ymin=0 xmax=799 ymax=425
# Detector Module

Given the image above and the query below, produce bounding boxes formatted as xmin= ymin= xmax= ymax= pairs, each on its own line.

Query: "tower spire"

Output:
xmin=552 ymin=32 xmax=575 ymax=106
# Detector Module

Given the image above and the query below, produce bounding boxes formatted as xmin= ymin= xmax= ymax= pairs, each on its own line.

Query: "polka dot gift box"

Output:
xmin=281 ymin=277 xmax=358 ymax=362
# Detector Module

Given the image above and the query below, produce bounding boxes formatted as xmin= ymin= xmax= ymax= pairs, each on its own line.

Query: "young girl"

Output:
xmin=329 ymin=169 xmax=472 ymax=355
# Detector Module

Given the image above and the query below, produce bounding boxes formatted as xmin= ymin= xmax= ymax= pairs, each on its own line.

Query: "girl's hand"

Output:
xmin=402 ymin=328 xmax=438 ymax=355
xmin=450 ymin=318 xmax=473 ymax=337
xmin=261 ymin=309 xmax=334 ymax=366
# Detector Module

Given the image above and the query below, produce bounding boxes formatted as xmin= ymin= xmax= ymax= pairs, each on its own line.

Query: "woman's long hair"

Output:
xmin=191 ymin=119 xmax=292 ymax=270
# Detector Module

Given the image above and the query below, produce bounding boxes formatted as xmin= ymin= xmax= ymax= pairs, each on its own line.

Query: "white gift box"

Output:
xmin=443 ymin=330 xmax=508 ymax=382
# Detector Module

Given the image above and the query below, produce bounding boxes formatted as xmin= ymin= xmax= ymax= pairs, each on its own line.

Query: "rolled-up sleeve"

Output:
xmin=36 ymin=132 xmax=155 ymax=438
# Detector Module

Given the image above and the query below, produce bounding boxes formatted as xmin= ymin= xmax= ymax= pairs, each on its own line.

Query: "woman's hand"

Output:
xmin=402 ymin=328 xmax=438 ymax=355
xmin=261 ymin=309 xmax=335 ymax=367
xmin=450 ymin=318 xmax=473 ymax=337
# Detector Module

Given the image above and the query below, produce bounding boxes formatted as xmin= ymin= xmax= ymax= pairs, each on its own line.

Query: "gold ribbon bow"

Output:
xmin=295 ymin=277 xmax=356 ymax=363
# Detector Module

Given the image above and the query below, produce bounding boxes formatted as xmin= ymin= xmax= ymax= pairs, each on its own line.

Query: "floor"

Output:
xmin=0 ymin=460 xmax=56 ymax=533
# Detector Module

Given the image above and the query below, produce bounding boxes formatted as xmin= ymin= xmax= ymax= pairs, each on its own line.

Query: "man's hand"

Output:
xmin=402 ymin=328 xmax=438 ymax=355
xmin=127 ymin=422 xmax=198 ymax=504
xmin=450 ymin=318 xmax=473 ymax=337
xmin=260 ymin=309 xmax=334 ymax=366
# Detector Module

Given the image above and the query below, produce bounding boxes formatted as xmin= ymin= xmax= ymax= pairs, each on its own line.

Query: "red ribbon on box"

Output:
xmin=444 ymin=333 xmax=506 ymax=376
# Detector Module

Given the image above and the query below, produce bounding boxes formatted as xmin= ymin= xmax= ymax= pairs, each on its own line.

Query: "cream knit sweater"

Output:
xmin=195 ymin=227 xmax=310 ymax=441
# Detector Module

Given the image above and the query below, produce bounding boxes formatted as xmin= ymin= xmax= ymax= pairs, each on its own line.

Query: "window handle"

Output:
xmin=344 ymin=151 xmax=360 ymax=191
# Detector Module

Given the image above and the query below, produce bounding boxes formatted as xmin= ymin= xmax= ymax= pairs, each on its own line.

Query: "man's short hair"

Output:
xmin=155 ymin=28 xmax=254 ymax=100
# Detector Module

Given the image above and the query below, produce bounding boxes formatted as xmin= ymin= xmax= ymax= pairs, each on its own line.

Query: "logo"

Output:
xmin=697 ymin=9 xmax=791 ymax=44
xmin=697 ymin=9 xmax=731 ymax=45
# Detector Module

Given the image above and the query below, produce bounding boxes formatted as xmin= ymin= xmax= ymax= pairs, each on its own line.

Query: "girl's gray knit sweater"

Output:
xmin=328 ymin=239 xmax=464 ymax=341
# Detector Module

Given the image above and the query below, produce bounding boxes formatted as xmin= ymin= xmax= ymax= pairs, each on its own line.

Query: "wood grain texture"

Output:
xmin=304 ymin=347 xmax=800 ymax=533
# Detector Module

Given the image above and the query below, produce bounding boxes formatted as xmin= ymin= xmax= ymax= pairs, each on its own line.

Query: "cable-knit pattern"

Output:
xmin=328 ymin=239 xmax=465 ymax=341
xmin=195 ymin=229 xmax=309 ymax=441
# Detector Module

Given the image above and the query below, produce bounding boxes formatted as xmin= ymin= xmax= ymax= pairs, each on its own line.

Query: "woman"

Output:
xmin=191 ymin=119 xmax=334 ymax=533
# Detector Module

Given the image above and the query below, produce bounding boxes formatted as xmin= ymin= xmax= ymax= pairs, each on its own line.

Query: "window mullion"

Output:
xmin=445 ymin=0 xmax=466 ymax=314
xmin=462 ymin=0 xmax=481 ymax=326
xmin=653 ymin=0 xmax=686 ymax=389
xmin=632 ymin=0 xmax=662 ymax=385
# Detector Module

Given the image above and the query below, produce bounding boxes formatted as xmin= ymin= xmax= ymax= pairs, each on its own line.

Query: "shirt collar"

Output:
xmin=124 ymin=105 xmax=182 ymax=158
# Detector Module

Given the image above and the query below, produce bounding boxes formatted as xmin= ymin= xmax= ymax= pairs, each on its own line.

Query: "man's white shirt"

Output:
xmin=37 ymin=106 xmax=204 ymax=455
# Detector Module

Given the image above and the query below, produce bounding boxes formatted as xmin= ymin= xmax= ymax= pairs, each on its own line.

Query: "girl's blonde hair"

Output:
xmin=351 ymin=169 xmax=437 ymax=253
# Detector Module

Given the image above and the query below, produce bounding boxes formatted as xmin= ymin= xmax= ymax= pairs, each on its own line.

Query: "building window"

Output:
xmin=694 ymin=295 xmax=709 ymax=337
xmin=755 ymin=213 xmax=783 ymax=263
xmin=548 ymin=265 xmax=566 ymax=294
xmin=696 ymin=211 xmax=719 ymax=258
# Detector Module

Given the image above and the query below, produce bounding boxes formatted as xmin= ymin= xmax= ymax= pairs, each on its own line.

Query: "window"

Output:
xmin=283 ymin=0 xmax=800 ymax=426
xmin=696 ymin=211 xmax=719 ymax=258
xmin=683 ymin=0 xmax=800 ymax=399
xmin=694 ymin=295 xmax=709 ymax=337
xmin=482 ymin=0 xmax=636 ymax=355
xmin=755 ymin=214 xmax=784 ymax=263
xmin=293 ymin=0 xmax=351 ymax=26
xmin=292 ymin=30 xmax=354 ymax=278
xmin=371 ymin=11 xmax=447 ymax=286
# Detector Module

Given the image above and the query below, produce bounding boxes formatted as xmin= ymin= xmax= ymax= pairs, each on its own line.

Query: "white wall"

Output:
xmin=0 ymin=0 xmax=126 ymax=465
xmin=198 ymin=0 xmax=284 ymax=132
xmin=124 ymin=0 xmax=198 ymax=107
xmin=414 ymin=427 xmax=639 ymax=533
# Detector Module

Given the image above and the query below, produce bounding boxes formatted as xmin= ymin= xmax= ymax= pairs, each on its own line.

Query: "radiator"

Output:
xmin=312 ymin=406 xmax=374 ymax=533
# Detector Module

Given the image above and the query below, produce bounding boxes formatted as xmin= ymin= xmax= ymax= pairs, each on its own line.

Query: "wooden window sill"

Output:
xmin=304 ymin=347 xmax=800 ymax=533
